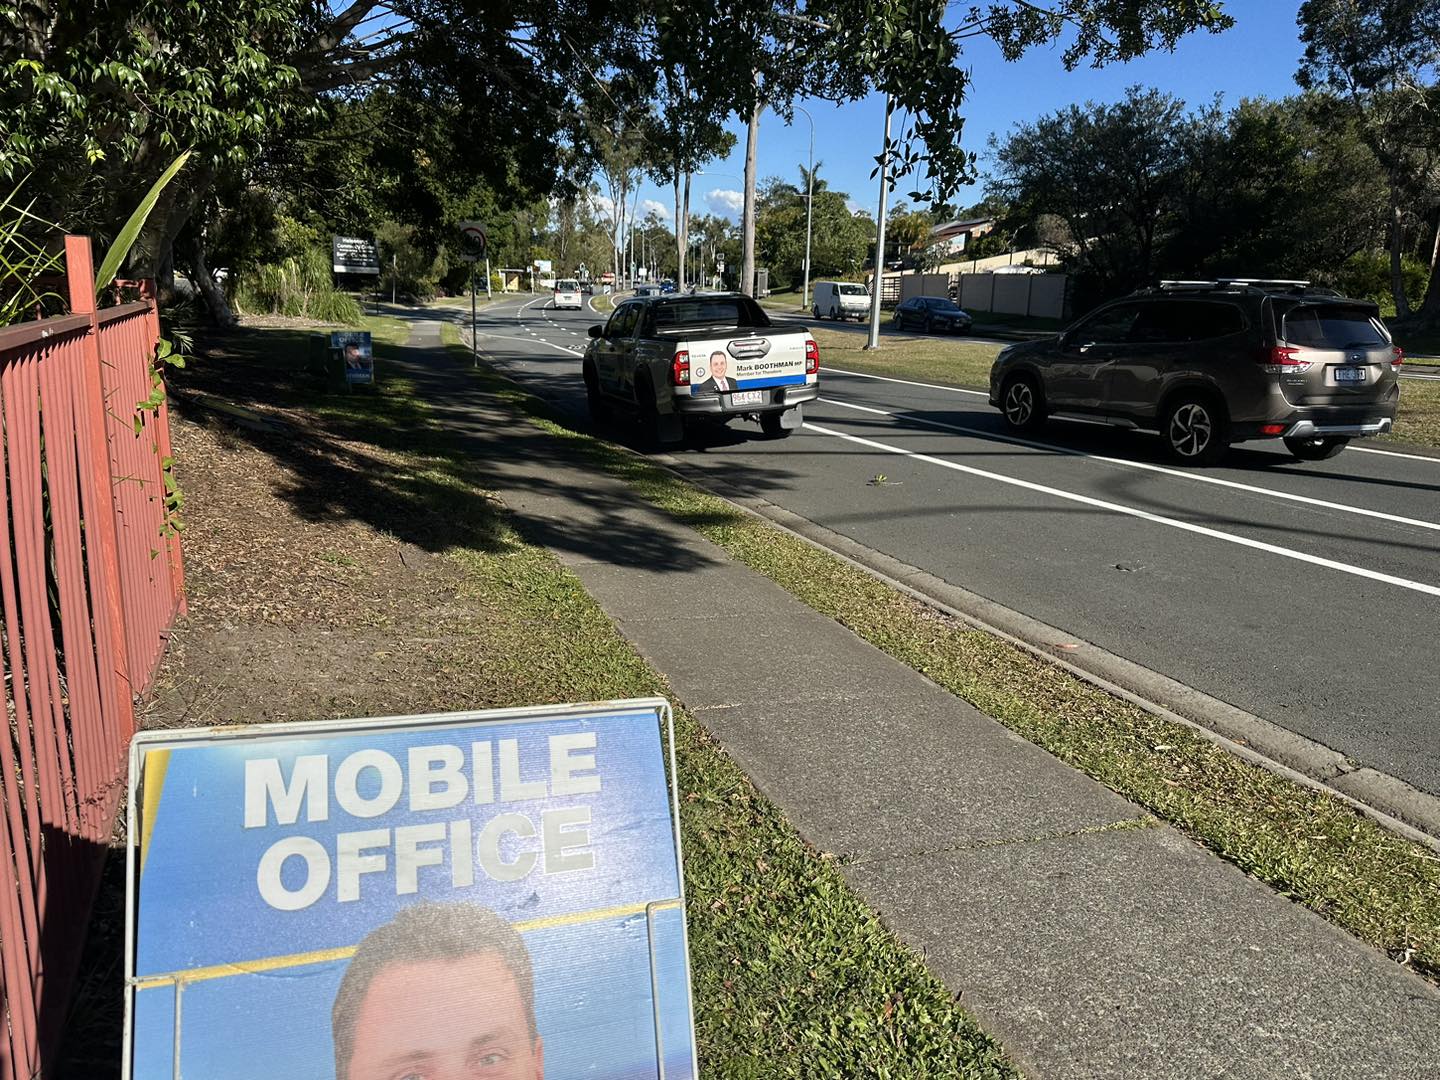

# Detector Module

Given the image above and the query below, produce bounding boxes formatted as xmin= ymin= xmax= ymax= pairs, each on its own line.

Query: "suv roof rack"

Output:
xmin=1155 ymin=278 xmax=1312 ymax=291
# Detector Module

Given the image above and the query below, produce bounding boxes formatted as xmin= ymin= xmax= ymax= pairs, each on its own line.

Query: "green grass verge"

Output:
xmin=812 ymin=325 xmax=1003 ymax=388
xmin=1394 ymin=378 xmax=1440 ymax=448
xmin=178 ymin=318 xmax=1019 ymax=1079
xmin=455 ymin=344 xmax=1440 ymax=986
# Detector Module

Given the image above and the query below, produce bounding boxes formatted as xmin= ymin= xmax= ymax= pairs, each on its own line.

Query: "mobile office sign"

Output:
xmin=125 ymin=700 xmax=697 ymax=1080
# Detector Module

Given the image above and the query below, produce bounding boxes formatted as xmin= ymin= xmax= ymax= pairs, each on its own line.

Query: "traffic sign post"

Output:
xmin=458 ymin=222 xmax=487 ymax=364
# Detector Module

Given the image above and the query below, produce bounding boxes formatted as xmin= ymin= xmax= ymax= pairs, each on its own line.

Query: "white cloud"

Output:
xmin=845 ymin=199 xmax=867 ymax=216
xmin=706 ymin=188 xmax=745 ymax=218
xmin=641 ymin=198 xmax=672 ymax=221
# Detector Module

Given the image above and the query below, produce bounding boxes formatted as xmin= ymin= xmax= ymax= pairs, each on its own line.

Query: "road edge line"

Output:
xmin=652 ymin=457 xmax=1440 ymax=853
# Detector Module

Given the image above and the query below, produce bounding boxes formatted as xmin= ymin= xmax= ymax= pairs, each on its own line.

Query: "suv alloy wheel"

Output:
xmin=1163 ymin=395 xmax=1228 ymax=465
xmin=1001 ymin=374 xmax=1044 ymax=431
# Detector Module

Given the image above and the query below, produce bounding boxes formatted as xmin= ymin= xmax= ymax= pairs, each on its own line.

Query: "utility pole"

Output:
xmin=866 ymin=96 xmax=894 ymax=351
xmin=741 ymin=80 xmax=761 ymax=296
xmin=794 ymin=104 xmax=815 ymax=311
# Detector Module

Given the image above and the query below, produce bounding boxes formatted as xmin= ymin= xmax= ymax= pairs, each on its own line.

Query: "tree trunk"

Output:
xmin=1389 ymin=186 xmax=1410 ymax=319
xmin=1417 ymin=211 xmax=1440 ymax=323
xmin=189 ymin=234 xmax=237 ymax=328
xmin=741 ymin=87 xmax=761 ymax=297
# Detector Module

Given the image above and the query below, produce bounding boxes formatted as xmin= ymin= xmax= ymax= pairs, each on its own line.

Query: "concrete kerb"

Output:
xmin=458 ymin=309 xmax=1440 ymax=853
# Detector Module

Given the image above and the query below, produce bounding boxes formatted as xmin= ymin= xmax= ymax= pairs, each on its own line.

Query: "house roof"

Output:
xmin=930 ymin=217 xmax=994 ymax=238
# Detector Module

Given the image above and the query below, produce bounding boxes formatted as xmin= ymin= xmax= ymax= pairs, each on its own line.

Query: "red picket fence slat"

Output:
xmin=0 ymin=236 xmax=184 ymax=1077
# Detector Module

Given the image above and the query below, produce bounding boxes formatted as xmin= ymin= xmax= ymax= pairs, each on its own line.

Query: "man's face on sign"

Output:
xmin=345 ymin=950 xmax=543 ymax=1080
xmin=709 ymin=352 xmax=728 ymax=379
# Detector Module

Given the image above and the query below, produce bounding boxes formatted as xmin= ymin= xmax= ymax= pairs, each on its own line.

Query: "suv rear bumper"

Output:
xmin=1233 ymin=401 xmax=1397 ymax=442
xmin=1283 ymin=418 xmax=1393 ymax=439
xmin=676 ymin=383 xmax=818 ymax=415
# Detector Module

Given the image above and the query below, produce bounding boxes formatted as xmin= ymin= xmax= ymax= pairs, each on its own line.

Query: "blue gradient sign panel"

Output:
xmin=125 ymin=700 xmax=696 ymax=1080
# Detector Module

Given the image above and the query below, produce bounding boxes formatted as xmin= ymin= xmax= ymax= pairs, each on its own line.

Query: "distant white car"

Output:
xmin=553 ymin=279 xmax=583 ymax=309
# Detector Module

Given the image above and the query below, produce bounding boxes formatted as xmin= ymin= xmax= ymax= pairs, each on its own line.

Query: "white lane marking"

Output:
xmin=826 ymin=366 xmax=989 ymax=396
xmin=802 ymin=423 xmax=1440 ymax=599
xmin=477 ymin=333 xmax=583 ymax=357
xmin=1352 ymin=445 xmax=1440 ymax=463
xmin=1400 ymin=371 xmax=1440 ymax=380
xmin=818 ymin=397 xmax=1440 ymax=534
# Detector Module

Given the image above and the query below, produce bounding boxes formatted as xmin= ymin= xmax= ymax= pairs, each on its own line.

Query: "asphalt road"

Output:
xmin=448 ymin=293 xmax=1440 ymax=798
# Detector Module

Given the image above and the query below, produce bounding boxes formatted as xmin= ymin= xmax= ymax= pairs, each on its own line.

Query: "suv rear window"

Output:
xmin=650 ymin=297 xmax=771 ymax=331
xmin=556 ymin=280 xmax=578 ymax=290
xmin=1282 ymin=305 xmax=1387 ymax=348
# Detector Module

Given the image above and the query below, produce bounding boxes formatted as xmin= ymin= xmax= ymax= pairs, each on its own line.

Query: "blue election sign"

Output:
xmin=125 ymin=699 xmax=697 ymax=1080
xmin=331 ymin=331 xmax=374 ymax=385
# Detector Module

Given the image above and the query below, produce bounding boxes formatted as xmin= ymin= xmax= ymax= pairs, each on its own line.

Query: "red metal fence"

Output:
xmin=0 ymin=236 xmax=185 ymax=1078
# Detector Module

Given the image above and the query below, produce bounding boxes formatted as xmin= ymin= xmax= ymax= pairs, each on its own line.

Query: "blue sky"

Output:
xmin=635 ymin=1 xmax=1309 ymax=224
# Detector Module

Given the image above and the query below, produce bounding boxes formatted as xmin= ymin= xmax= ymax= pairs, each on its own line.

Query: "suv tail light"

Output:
xmin=805 ymin=337 xmax=820 ymax=375
xmin=1391 ymin=345 xmax=1404 ymax=367
xmin=671 ymin=349 xmax=690 ymax=386
xmin=1261 ymin=345 xmax=1311 ymax=374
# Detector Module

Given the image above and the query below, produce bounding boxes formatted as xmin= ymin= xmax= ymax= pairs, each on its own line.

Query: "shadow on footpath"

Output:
xmin=164 ymin=323 xmax=806 ymax=576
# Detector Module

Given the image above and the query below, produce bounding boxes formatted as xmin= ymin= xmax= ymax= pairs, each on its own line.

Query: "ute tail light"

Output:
xmin=671 ymin=349 xmax=691 ymax=386
xmin=1261 ymin=345 xmax=1311 ymax=374
xmin=1391 ymin=345 xmax=1404 ymax=366
xmin=805 ymin=337 xmax=820 ymax=375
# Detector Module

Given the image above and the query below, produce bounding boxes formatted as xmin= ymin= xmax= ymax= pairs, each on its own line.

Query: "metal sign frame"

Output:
xmin=122 ymin=697 xmax=697 ymax=1080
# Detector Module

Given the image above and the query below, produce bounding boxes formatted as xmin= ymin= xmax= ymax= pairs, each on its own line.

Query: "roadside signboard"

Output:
xmin=458 ymin=220 xmax=487 ymax=264
xmin=330 ymin=331 xmax=374 ymax=385
xmin=125 ymin=699 xmax=697 ymax=1080
xmin=534 ymin=259 xmax=553 ymax=274
xmin=332 ymin=235 xmax=380 ymax=276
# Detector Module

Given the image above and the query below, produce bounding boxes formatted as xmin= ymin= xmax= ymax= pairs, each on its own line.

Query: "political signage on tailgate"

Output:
xmin=125 ymin=700 xmax=697 ymax=1080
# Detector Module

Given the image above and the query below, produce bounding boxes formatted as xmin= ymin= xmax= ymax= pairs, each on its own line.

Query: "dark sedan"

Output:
xmin=892 ymin=295 xmax=973 ymax=334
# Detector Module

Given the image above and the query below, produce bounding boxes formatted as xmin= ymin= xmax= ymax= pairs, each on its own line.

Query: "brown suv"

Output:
xmin=988 ymin=280 xmax=1402 ymax=464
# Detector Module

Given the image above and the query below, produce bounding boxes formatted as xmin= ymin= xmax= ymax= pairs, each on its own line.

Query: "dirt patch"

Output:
xmin=145 ymin=409 xmax=518 ymax=729
xmin=234 ymin=313 xmax=348 ymax=330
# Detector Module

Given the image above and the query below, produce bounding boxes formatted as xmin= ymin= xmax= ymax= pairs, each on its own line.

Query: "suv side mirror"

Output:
xmin=588 ymin=324 xmax=603 ymax=338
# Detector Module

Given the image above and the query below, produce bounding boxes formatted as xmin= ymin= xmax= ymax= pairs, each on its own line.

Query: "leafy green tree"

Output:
xmin=1297 ymin=0 xmax=1440 ymax=317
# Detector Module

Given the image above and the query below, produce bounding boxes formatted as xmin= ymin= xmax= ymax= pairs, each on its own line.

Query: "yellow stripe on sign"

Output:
xmin=133 ymin=898 xmax=682 ymax=991
xmin=137 ymin=748 xmax=172 ymax=879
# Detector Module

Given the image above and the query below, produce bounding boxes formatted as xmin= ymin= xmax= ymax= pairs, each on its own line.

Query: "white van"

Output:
xmin=553 ymin=279 xmax=583 ymax=310
xmin=812 ymin=281 xmax=871 ymax=321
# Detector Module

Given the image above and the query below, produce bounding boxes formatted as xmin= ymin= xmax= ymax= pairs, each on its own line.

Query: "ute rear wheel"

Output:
xmin=1284 ymin=435 xmax=1349 ymax=461
xmin=583 ymin=362 xmax=609 ymax=423
xmin=760 ymin=410 xmax=792 ymax=439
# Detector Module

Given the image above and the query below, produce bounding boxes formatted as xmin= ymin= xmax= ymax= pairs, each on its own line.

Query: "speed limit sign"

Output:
xmin=458 ymin=220 xmax=487 ymax=263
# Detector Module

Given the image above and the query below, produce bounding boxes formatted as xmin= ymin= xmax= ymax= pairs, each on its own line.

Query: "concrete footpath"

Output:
xmin=396 ymin=318 xmax=1440 ymax=1079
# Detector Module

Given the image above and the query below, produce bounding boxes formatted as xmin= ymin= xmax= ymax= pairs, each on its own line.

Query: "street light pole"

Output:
xmin=794 ymin=104 xmax=815 ymax=312
xmin=866 ymin=95 xmax=894 ymax=350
